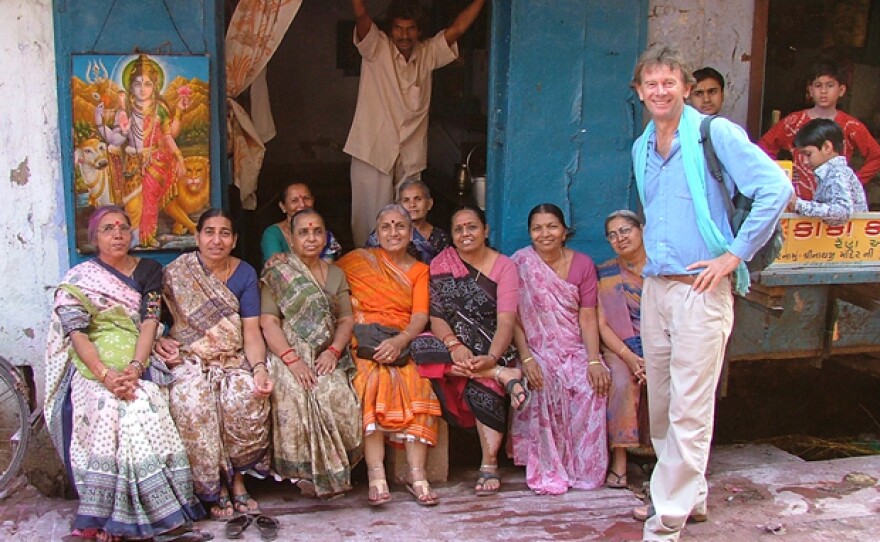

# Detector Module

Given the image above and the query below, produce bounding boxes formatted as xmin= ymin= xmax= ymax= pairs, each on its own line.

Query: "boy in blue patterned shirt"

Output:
xmin=789 ymin=118 xmax=868 ymax=225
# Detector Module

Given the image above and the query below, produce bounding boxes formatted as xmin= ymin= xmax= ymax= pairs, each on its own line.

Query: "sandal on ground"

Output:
xmin=209 ymin=495 xmax=234 ymax=521
xmin=474 ymin=464 xmax=501 ymax=496
xmin=224 ymin=514 xmax=252 ymax=539
xmin=633 ymin=503 xmax=708 ymax=524
xmin=367 ymin=466 xmax=392 ymax=506
xmin=605 ymin=470 xmax=628 ymax=489
xmin=254 ymin=515 xmax=280 ymax=541
xmin=231 ymin=492 xmax=260 ymax=516
xmin=403 ymin=467 xmax=439 ymax=506
xmin=405 ymin=479 xmax=439 ymax=507
xmin=155 ymin=526 xmax=215 ymax=542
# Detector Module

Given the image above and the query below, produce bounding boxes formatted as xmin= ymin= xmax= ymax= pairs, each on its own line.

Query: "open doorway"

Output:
xmin=756 ymin=0 xmax=880 ymax=207
xmin=236 ymin=0 xmax=490 ymax=266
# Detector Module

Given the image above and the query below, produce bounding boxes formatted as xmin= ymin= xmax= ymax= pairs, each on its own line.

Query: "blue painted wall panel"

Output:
xmin=53 ymin=0 xmax=224 ymax=266
xmin=488 ymin=0 xmax=646 ymax=261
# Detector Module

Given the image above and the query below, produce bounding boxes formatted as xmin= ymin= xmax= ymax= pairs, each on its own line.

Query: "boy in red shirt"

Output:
xmin=758 ymin=58 xmax=880 ymax=200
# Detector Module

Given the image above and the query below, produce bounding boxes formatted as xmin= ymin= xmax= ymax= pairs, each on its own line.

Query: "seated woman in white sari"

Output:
xmin=45 ymin=205 xmax=206 ymax=541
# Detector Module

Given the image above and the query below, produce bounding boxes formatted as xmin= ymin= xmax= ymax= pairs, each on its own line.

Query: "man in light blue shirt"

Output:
xmin=630 ymin=45 xmax=791 ymax=541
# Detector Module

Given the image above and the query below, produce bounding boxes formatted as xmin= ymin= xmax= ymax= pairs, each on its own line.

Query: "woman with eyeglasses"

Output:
xmin=509 ymin=203 xmax=609 ymax=495
xmin=45 ymin=205 xmax=208 ymax=541
xmin=597 ymin=209 xmax=650 ymax=489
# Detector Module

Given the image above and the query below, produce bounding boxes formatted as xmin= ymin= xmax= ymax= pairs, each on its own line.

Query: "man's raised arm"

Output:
xmin=445 ymin=0 xmax=487 ymax=46
xmin=352 ymin=0 xmax=373 ymax=41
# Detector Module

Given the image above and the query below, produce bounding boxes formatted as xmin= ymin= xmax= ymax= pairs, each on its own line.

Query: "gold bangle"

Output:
xmin=618 ymin=345 xmax=627 ymax=357
xmin=522 ymin=356 xmax=534 ymax=364
xmin=400 ymin=329 xmax=412 ymax=339
xmin=97 ymin=365 xmax=110 ymax=382
xmin=588 ymin=360 xmax=603 ymax=366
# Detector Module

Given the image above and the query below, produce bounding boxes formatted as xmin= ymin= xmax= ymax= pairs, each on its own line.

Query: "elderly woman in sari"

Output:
xmin=261 ymin=181 xmax=342 ymax=264
xmin=337 ymin=204 xmax=443 ymax=507
xmin=157 ymin=209 xmax=273 ymax=519
xmin=597 ymin=210 xmax=649 ymax=489
xmin=509 ymin=203 xmax=610 ymax=495
xmin=365 ymin=179 xmax=450 ymax=263
xmin=411 ymin=205 xmax=526 ymax=496
xmin=260 ymin=208 xmax=363 ymax=498
xmin=44 ymin=205 xmax=206 ymax=541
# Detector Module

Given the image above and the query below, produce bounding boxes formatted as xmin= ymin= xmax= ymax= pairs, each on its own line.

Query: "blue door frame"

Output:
xmin=53 ymin=0 xmax=226 ymax=266
xmin=487 ymin=0 xmax=647 ymax=262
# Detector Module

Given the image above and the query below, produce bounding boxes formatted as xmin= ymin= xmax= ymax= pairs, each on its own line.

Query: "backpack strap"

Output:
xmin=700 ymin=115 xmax=724 ymax=184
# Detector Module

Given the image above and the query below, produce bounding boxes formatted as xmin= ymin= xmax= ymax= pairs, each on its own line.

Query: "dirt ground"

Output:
xmin=714 ymin=358 xmax=880 ymax=452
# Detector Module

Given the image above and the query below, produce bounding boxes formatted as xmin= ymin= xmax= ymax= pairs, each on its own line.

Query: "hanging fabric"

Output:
xmin=226 ymin=0 xmax=301 ymax=209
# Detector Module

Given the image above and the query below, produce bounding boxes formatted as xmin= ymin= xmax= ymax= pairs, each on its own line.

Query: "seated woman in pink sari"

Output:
xmin=597 ymin=209 xmax=649 ymax=489
xmin=411 ymin=206 xmax=527 ymax=496
xmin=510 ymin=203 xmax=610 ymax=495
xmin=157 ymin=209 xmax=273 ymax=519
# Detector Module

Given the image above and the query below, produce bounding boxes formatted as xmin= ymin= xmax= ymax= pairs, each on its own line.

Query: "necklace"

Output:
xmin=112 ymin=255 xmax=137 ymax=277
xmin=466 ymin=250 xmax=491 ymax=282
xmin=541 ymin=248 xmax=568 ymax=279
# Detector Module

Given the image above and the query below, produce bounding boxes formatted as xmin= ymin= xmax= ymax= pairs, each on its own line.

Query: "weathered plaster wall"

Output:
xmin=0 ymin=0 xmax=65 ymax=389
xmin=647 ymin=0 xmax=756 ymax=127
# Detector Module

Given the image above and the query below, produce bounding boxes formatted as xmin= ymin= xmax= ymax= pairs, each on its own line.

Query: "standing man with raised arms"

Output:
xmin=345 ymin=0 xmax=487 ymax=246
xmin=630 ymin=44 xmax=791 ymax=541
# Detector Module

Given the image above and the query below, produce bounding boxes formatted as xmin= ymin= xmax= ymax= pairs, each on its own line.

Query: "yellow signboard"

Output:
xmin=773 ymin=213 xmax=880 ymax=266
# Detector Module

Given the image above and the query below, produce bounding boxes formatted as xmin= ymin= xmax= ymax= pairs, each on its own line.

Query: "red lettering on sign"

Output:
xmin=865 ymin=221 xmax=880 ymax=237
xmin=793 ymin=221 xmax=815 ymax=239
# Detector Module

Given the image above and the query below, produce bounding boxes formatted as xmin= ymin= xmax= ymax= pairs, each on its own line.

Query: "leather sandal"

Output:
xmin=605 ymin=470 xmax=628 ymax=489
xmin=255 ymin=515 xmax=280 ymax=541
xmin=231 ymin=492 xmax=260 ymax=516
xmin=474 ymin=464 xmax=501 ymax=496
xmin=367 ymin=466 xmax=391 ymax=506
xmin=224 ymin=514 xmax=252 ymax=539
xmin=633 ymin=503 xmax=708 ymax=523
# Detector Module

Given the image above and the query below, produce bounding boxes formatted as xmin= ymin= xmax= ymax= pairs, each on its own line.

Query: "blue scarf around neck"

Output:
xmin=633 ymin=105 xmax=749 ymax=294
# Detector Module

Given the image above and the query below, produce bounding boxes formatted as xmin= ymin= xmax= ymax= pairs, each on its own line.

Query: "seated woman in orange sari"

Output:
xmin=597 ymin=210 xmax=650 ymax=488
xmin=337 ymin=204 xmax=443 ymax=507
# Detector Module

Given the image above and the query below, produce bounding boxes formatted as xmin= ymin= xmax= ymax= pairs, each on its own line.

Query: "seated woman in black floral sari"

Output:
xmin=411 ymin=205 xmax=527 ymax=496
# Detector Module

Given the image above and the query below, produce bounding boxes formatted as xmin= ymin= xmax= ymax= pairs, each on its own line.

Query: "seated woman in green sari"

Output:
xmin=260 ymin=209 xmax=363 ymax=498
xmin=44 ymin=205 xmax=206 ymax=541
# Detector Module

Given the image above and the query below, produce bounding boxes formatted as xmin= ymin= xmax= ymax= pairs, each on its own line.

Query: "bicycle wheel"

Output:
xmin=0 ymin=361 xmax=29 ymax=492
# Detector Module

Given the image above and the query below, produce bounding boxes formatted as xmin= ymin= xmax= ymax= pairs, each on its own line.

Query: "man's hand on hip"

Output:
xmin=687 ymin=252 xmax=741 ymax=293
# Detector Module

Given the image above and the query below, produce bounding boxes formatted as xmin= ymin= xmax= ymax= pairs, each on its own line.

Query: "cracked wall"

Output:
xmin=0 ymin=0 xmax=66 ymax=401
xmin=647 ymin=0 xmax=756 ymax=127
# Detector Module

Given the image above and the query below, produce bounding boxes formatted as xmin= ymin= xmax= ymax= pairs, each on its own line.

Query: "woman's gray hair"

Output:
xmin=604 ymin=209 xmax=643 ymax=231
xmin=376 ymin=203 xmax=413 ymax=226
xmin=397 ymin=178 xmax=432 ymax=200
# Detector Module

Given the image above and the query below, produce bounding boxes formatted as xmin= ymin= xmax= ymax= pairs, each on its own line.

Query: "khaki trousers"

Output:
xmin=641 ymin=276 xmax=733 ymax=541
xmin=349 ymin=157 xmax=418 ymax=246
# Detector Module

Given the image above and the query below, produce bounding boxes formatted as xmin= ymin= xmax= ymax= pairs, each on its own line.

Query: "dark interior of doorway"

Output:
xmin=760 ymin=0 xmax=880 ymax=208
xmin=225 ymin=1 xmax=490 ymax=270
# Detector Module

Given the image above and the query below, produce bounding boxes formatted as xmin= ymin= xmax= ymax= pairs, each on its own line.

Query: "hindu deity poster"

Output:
xmin=71 ymin=54 xmax=211 ymax=252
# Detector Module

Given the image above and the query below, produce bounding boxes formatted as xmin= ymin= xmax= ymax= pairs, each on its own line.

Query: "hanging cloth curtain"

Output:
xmin=226 ymin=0 xmax=302 ymax=209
